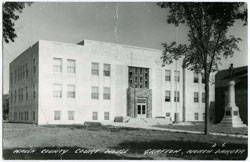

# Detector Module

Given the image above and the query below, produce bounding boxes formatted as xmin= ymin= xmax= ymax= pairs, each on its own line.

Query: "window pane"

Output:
xmin=54 ymin=111 xmax=61 ymax=120
xmin=104 ymin=64 xmax=111 ymax=76
xmin=68 ymin=111 xmax=75 ymax=120
xmin=67 ymin=85 xmax=75 ymax=98
xmin=92 ymin=112 xmax=98 ymax=120
xmin=103 ymin=87 xmax=110 ymax=100
xmin=175 ymin=71 xmax=180 ymax=82
xmin=91 ymin=86 xmax=99 ymax=99
xmin=194 ymin=113 xmax=199 ymax=120
xmin=202 ymin=93 xmax=205 ymax=103
xmin=165 ymin=70 xmax=171 ymax=81
xmin=165 ymin=91 xmax=171 ymax=102
xmin=104 ymin=112 xmax=109 ymax=120
xmin=53 ymin=84 xmax=62 ymax=98
xmin=202 ymin=73 xmax=205 ymax=83
xmin=174 ymin=91 xmax=180 ymax=102
xmin=53 ymin=58 xmax=62 ymax=72
xmin=194 ymin=92 xmax=199 ymax=102
xmin=67 ymin=59 xmax=76 ymax=73
xmin=92 ymin=62 xmax=99 ymax=75
xmin=194 ymin=72 xmax=199 ymax=83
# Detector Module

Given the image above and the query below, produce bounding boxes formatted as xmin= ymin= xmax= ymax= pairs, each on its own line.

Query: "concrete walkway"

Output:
xmin=103 ymin=122 xmax=248 ymax=138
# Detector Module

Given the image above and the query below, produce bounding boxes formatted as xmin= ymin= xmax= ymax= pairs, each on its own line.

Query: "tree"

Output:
xmin=3 ymin=2 xmax=32 ymax=43
xmin=157 ymin=2 xmax=247 ymax=135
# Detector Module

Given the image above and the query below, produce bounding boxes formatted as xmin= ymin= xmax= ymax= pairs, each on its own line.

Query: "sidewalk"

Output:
xmin=103 ymin=122 xmax=248 ymax=138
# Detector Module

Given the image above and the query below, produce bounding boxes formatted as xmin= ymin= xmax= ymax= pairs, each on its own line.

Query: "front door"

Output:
xmin=137 ymin=103 xmax=147 ymax=118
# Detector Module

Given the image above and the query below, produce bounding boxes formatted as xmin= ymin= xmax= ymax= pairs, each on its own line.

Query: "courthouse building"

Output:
xmin=9 ymin=40 xmax=214 ymax=125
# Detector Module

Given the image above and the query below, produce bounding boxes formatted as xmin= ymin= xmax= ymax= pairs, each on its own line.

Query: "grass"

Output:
xmin=3 ymin=123 xmax=248 ymax=160
xmin=154 ymin=122 xmax=248 ymax=135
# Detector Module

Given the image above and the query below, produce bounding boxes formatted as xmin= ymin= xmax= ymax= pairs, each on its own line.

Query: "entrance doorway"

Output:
xmin=137 ymin=98 xmax=147 ymax=118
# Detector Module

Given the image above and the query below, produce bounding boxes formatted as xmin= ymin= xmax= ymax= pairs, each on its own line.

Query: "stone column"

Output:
xmin=220 ymin=80 xmax=246 ymax=127
xmin=228 ymin=81 xmax=236 ymax=107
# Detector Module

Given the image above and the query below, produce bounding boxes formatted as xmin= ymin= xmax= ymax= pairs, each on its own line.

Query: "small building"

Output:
xmin=214 ymin=66 xmax=247 ymax=124
xmin=9 ymin=40 xmax=214 ymax=125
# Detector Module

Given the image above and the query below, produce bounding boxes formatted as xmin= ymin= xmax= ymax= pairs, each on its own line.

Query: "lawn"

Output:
xmin=3 ymin=123 xmax=248 ymax=160
xmin=154 ymin=122 xmax=248 ymax=135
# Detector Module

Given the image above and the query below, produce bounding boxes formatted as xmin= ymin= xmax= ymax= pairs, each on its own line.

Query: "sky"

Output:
xmin=2 ymin=2 xmax=248 ymax=94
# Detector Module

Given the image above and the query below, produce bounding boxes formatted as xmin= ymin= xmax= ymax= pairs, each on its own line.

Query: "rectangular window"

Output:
xmin=202 ymin=93 xmax=205 ymax=103
xmin=18 ymin=112 xmax=21 ymax=120
xmin=194 ymin=92 xmax=199 ymax=103
xmin=91 ymin=62 xmax=99 ymax=76
xmin=26 ymin=86 xmax=28 ymax=100
xmin=67 ymin=85 xmax=75 ymax=98
xmin=54 ymin=111 xmax=61 ymax=120
xmin=174 ymin=71 xmax=180 ymax=82
xmin=15 ymin=70 xmax=17 ymax=83
xmin=68 ymin=111 xmax=75 ymax=120
xmin=202 ymin=73 xmax=205 ymax=84
xmin=103 ymin=87 xmax=110 ymax=100
xmin=26 ymin=63 xmax=28 ymax=78
xmin=23 ymin=65 xmax=25 ymax=79
xmin=174 ymin=91 xmax=180 ymax=102
xmin=194 ymin=72 xmax=199 ymax=83
xmin=203 ymin=113 xmax=205 ymax=121
xmin=25 ymin=111 xmax=29 ymax=120
xmin=128 ymin=67 xmax=149 ymax=88
xmin=67 ymin=59 xmax=76 ymax=73
xmin=20 ymin=67 xmax=22 ymax=80
xmin=166 ymin=113 xmax=171 ymax=117
xmin=18 ymin=89 xmax=20 ymax=102
xmin=33 ymin=111 xmax=35 ymax=121
xmin=104 ymin=112 xmax=109 ymax=120
xmin=33 ymin=59 xmax=37 ymax=74
xmin=53 ymin=84 xmax=62 ymax=98
xmin=92 ymin=112 xmax=98 ymax=120
xmin=18 ymin=68 xmax=20 ymax=81
xmin=53 ymin=58 xmax=62 ymax=72
xmin=21 ymin=112 xmax=23 ymax=120
xmin=194 ymin=113 xmax=199 ymax=120
xmin=33 ymin=84 xmax=36 ymax=98
xmin=21 ymin=88 xmax=23 ymax=102
xmin=165 ymin=70 xmax=171 ymax=81
xmin=103 ymin=64 xmax=111 ymax=76
xmin=91 ymin=86 xmax=99 ymax=99
xmin=165 ymin=91 xmax=171 ymax=102
xmin=14 ymin=90 xmax=17 ymax=103
xmin=14 ymin=112 xmax=17 ymax=120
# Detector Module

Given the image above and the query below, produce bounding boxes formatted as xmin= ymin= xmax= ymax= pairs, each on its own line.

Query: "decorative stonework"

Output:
xmin=127 ymin=88 xmax=152 ymax=118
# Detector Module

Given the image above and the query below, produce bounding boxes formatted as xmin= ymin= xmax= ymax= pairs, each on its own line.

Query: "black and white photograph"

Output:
xmin=2 ymin=1 xmax=248 ymax=160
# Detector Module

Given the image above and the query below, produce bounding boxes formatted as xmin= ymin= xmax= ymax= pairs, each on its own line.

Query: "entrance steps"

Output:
xmin=114 ymin=116 xmax=172 ymax=126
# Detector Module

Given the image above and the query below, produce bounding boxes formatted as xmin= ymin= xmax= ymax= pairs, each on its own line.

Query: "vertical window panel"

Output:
xmin=53 ymin=84 xmax=62 ymax=98
xmin=67 ymin=59 xmax=76 ymax=73
xmin=165 ymin=91 xmax=171 ymax=102
xmin=54 ymin=111 xmax=61 ymax=120
xmin=53 ymin=58 xmax=62 ymax=72
xmin=91 ymin=62 xmax=99 ymax=75
xmin=103 ymin=87 xmax=110 ymax=100
xmin=103 ymin=64 xmax=111 ymax=76
xmin=67 ymin=85 xmax=75 ymax=98
xmin=91 ymin=86 xmax=99 ymax=99
xmin=165 ymin=70 xmax=171 ymax=81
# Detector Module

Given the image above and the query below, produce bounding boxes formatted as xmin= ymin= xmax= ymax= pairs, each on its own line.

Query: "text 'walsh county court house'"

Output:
xmin=9 ymin=40 xmax=215 ymax=125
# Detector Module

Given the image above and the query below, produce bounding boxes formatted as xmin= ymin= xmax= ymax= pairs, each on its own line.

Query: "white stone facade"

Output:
xmin=9 ymin=40 xmax=215 ymax=125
